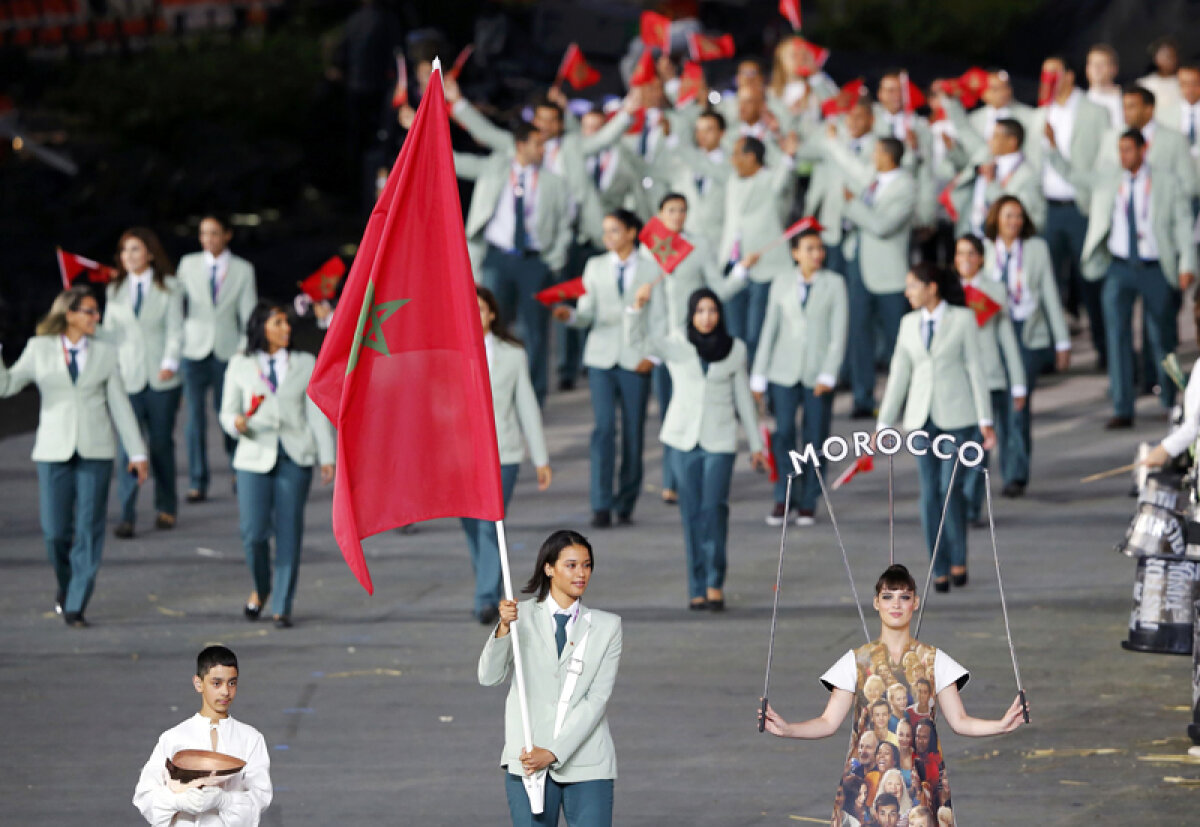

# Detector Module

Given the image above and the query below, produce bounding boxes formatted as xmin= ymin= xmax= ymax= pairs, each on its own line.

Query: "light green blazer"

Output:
xmin=717 ymin=162 xmax=796 ymax=283
xmin=966 ymin=101 xmax=1037 ymax=142
xmin=575 ymin=144 xmax=652 ymax=247
xmin=872 ymin=106 xmax=936 ymax=225
xmin=1027 ymin=93 xmax=1112 ymax=213
xmin=800 ymin=131 xmax=877 ymax=248
xmin=962 ymin=276 xmax=1026 ymax=392
xmin=478 ymin=599 xmax=622 ymax=783
xmin=878 ymin=305 xmax=993 ymax=431
xmin=101 ymin=275 xmax=184 ymax=393
xmin=489 ymin=338 xmax=548 ymax=468
xmin=948 ymin=156 xmax=1046 ymax=238
xmin=455 ymin=151 xmax=573 ymax=274
xmin=830 ymin=144 xmax=916 ymax=294
xmin=626 ymin=312 xmax=762 ymax=454
xmin=1095 ymin=123 xmax=1200 ymax=198
xmin=0 ymin=335 xmax=146 ymax=462
xmin=218 ymin=351 xmax=335 ymax=473
xmin=661 ymin=142 xmax=729 ymax=252
xmin=981 ymin=237 xmax=1070 ymax=350
xmin=751 ymin=269 xmax=848 ymax=390
xmin=569 ymin=249 xmax=658 ymax=371
xmin=646 ymin=234 xmax=745 ymax=337
xmin=177 ymin=253 xmax=257 ymax=362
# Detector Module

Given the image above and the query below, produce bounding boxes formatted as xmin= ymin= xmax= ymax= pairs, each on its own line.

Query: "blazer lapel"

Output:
xmin=529 ymin=600 xmax=559 ymax=660
xmin=560 ymin=606 xmax=592 ymax=665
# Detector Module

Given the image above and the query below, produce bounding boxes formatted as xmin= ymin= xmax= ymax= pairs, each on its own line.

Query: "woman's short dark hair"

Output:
xmin=245 ymin=301 xmax=289 ymax=354
xmin=606 ymin=208 xmax=643 ymax=240
xmin=915 ymin=718 xmax=940 ymax=753
xmin=909 ymin=261 xmax=966 ymax=307
xmin=476 ymin=285 xmax=522 ymax=346
xmin=982 ymin=195 xmax=1035 ymax=240
xmin=523 ymin=530 xmax=594 ymax=601
xmin=875 ymin=563 xmax=917 ymax=594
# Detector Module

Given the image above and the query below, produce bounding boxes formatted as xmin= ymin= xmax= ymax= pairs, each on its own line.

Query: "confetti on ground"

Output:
xmin=788 ymin=817 xmax=826 ymax=824
xmin=1137 ymin=754 xmax=1200 ymax=765
xmin=439 ymin=716 xmax=453 ymax=723
xmin=1024 ymin=748 xmax=1123 ymax=759
xmin=1162 ymin=776 xmax=1200 ymax=786
xmin=1059 ymin=780 xmax=1089 ymax=786
xmin=322 ymin=668 xmax=403 ymax=679
xmin=156 ymin=605 xmax=185 ymax=617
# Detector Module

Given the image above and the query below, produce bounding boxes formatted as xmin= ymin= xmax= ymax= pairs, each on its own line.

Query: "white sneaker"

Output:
xmin=794 ymin=510 xmax=816 ymax=527
xmin=765 ymin=503 xmax=788 ymax=526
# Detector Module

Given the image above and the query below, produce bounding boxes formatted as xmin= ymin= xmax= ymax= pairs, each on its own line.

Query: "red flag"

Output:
xmin=963 ymin=283 xmax=1002 ymax=327
xmin=937 ymin=181 xmax=959 ymax=222
xmin=297 ymin=256 xmax=347 ymax=303
xmin=820 ymin=78 xmax=865 ymax=117
xmin=779 ymin=0 xmax=802 ymax=31
xmin=899 ymin=72 xmax=926 ymax=112
xmin=535 ymin=276 xmax=587 ymax=307
xmin=640 ymin=10 xmax=671 ymax=52
xmin=556 ymin=43 xmax=601 ymax=90
xmin=245 ymin=394 xmax=266 ymax=418
xmin=391 ymin=52 xmax=408 ymax=108
xmin=448 ymin=45 xmax=474 ymax=80
xmin=56 ymin=248 xmax=116 ymax=289
xmin=761 ymin=425 xmax=779 ymax=482
xmin=630 ymin=49 xmax=657 ymax=86
xmin=639 ymin=217 xmax=695 ymax=273
xmin=957 ymin=67 xmax=988 ymax=108
xmin=1038 ymin=69 xmax=1060 ymax=107
xmin=782 ymin=216 xmax=823 ymax=241
xmin=687 ymin=32 xmax=734 ymax=63
xmin=676 ymin=61 xmax=705 ymax=106
xmin=790 ymin=37 xmax=829 ymax=77
xmin=307 ymin=62 xmax=504 ymax=595
xmin=831 ymin=455 xmax=874 ymax=490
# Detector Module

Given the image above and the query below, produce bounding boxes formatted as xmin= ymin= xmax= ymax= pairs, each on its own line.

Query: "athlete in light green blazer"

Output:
xmin=482 ymin=531 xmax=621 ymax=825
xmin=0 ymin=286 xmax=148 ymax=627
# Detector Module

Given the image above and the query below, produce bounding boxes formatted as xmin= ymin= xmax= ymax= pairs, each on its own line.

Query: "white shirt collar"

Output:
xmin=610 ymin=250 xmax=636 ymax=267
xmin=202 ymin=249 xmax=231 ymax=269
xmin=995 ymin=151 xmax=1023 ymax=175
xmin=1050 ymin=88 xmax=1082 ymax=112
xmin=1126 ymin=163 xmax=1149 ymax=185
xmin=61 ymin=334 xmax=88 ymax=353
xmin=129 ymin=268 xmax=154 ymax=284
xmin=995 ymin=236 xmax=1021 ymax=255
xmin=875 ymin=167 xmax=902 ymax=188
xmin=512 ymin=161 xmax=537 ymax=176
xmin=920 ymin=300 xmax=947 ymax=324
xmin=548 ymin=596 xmax=580 ymax=617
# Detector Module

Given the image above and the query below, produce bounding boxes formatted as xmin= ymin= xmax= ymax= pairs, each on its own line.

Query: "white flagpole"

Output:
xmin=495 ymin=519 xmax=546 ymax=813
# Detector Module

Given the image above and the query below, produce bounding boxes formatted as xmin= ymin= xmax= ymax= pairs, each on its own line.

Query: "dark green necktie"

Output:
xmin=1127 ymin=179 xmax=1140 ymax=264
xmin=513 ymin=172 xmax=528 ymax=253
xmin=267 ymin=357 xmax=278 ymax=391
xmin=554 ymin=613 xmax=569 ymax=655
xmin=67 ymin=348 xmax=79 ymax=383
xmin=134 ymin=281 xmax=144 ymax=317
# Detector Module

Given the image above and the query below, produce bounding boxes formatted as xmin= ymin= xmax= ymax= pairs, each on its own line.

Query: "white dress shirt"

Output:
xmin=484 ymin=162 xmax=542 ymax=252
xmin=1108 ymin=164 xmax=1159 ymax=261
xmin=863 ymin=167 xmax=902 ymax=207
xmin=1179 ymin=100 xmax=1200 ymax=153
xmin=919 ymin=300 xmax=947 ymax=347
xmin=610 ymin=250 xmax=638 ymax=293
xmin=543 ymin=136 xmax=564 ymax=176
xmin=129 ymin=269 xmax=154 ymax=310
xmin=970 ymin=151 xmax=1024 ymax=236
xmin=587 ymin=149 xmax=619 ymax=193
xmin=132 ymin=713 xmax=272 ymax=827
xmin=1088 ymin=87 xmax=1124 ymax=131
xmin=1043 ymin=89 xmax=1081 ymax=201
xmin=255 ymin=348 xmax=289 ymax=390
xmin=61 ymin=333 xmax=88 ymax=375
xmin=202 ymin=249 xmax=231 ymax=297
xmin=545 ymin=595 xmax=581 ymax=644
xmin=991 ymin=239 xmax=1036 ymax=323
xmin=882 ymin=109 xmax=908 ymax=140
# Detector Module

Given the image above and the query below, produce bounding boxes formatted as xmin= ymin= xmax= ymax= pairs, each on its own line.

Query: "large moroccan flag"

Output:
xmin=308 ymin=60 xmax=504 ymax=595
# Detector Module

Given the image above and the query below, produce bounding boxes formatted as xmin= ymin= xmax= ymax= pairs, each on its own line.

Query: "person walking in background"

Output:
xmin=178 ymin=214 xmax=258 ymax=503
xmin=464 ymin=286 xmax=552 ymax=626
xmin=220 ymin=303 xmax=334 ymax=629
xmin=0 ymin=286 xmax=148 ymax=627
xmin=101 ymin=228 xmax=184 ymax=538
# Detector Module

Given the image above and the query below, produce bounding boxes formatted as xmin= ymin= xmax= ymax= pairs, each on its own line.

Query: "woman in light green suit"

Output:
xmin=0 ymin=286 xmax=148 ymax=627
xmin=481 ymin=530 xmax=621 ymax=827
xmin=463 ymin=286 xmax=552 ymax=625
xmin=219 ymin=303 xmax=334 ymax=628
xmin=629 ymin=286 xmax=768 ymax=610
xmin=102 ymin=227 xmax=184 ymax=538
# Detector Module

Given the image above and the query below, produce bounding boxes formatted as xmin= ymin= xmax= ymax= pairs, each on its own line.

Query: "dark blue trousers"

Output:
xmin=182 ymin=354 xmax=236 ymax=494
xmin=1102 ymin=259 xmax=1175 ymax=418
xmin=768 ymin=381 xmax=833 ymax=511
xmin=504 ymin=772 xmax=614 ymax=827
xmin=845 ymin=253 xmax=907 ymax=413
xmin=460 ymin=463 xmax=520 ymax=613
xmin=117 ymin=385 xmax=181 ymax=523
xmin=588 ymin=366 xmax=650 ymax=515
xmin=235 ymin=450 xmax=313 ymax=617
xmin=671 ymin=447 xmax=736 ymax=598
xmin=483 ymin=245 xmax=552 ymax=405
xmin=913 ymin=423 xmax=974 ymax=580
xmin=652 ymin=364 xmax=676 ymax=492
xmin=38 ymin=456 xmax=113 ymax=614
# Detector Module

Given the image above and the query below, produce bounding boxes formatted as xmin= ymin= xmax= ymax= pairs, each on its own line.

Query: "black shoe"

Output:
xmin=934 ymin=579 xmax=950 ymax=593
xmin=114 ymin=521 xmax=134 ymax=539
xmin=557 ymin=379 xmax=576 ymax=392
xmin=951 ymin=571 xmax=969 ymax=587
xmin=477 ymin=605 xmax=500 ymax=625
xmin=54 ymin=590 xmax=64 ymax=616
xmin=616 ymin=512 xmax=633 ymax=526
xmin=591 ymin=510 xmax=612 ymax=528
xmin=1002 ymin=482 xmax=1026 ymax=498
xmin=63 ymin=612 xmax=89 ymax=628
xmin=186 ymin=489 xmax=207 ymax=503
xmin=707 ymin=599 xmax=725 ymax=612
xmin=688 ymin=599 xmax=709 ymax=611
xmin=1105 ymin=416 xmax=1134 ymax=430
xmin=244 ymin=602 xmax=262 ymax=621
xmin=273 ymin=615 xmax=293 ymax=629
xmin=850 ymin=408 xmax=876 ymax=420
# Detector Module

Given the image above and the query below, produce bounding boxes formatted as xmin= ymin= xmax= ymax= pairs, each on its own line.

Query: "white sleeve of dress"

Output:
xmin=934 ymin=649 xmax=971 ymax=695
xmin=819 ymin=649 xmax=858 ymax=693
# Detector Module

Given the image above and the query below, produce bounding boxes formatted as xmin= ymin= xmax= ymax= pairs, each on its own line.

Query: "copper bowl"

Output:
xmin=166 ymin=749 xmax=246 ymax=784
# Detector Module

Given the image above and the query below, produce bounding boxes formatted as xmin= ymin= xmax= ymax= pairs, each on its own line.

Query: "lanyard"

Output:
xmin=510 ymin=166 xmax=538 ymax=198
xmin=60 ymin=336 xmax=81 ymax=370
xmin=996 ymin=240 xmax=1024 ymax=305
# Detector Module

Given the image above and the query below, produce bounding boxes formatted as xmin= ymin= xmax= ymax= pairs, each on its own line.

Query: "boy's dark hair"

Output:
xmin=197 ymin=645 xmax=238 ymax=678
xmin=1120 ymin=127 xmax=1147 ymax=149
xmin=659 ymin=191 xmax=687 ymax=211
xmin=513 ymin=121 xmax=540 ymax=145
xmin=875 ymin=564 xmax=917 ymax=595
xmin=994 ymin=117 xmax=1025 ymax=148
xmin=791 ymin=227 xmax=823 ymax=248
xmin=875 ymin=793 xmax=900 ymax=811
xmin=739 ymin=135 xmax=766 ymax=166
xmin=200 ymin=212 xmax=234 ymax=233
xmin=697 ymin=109 xmax=726 ymax=131
xmin=878 ymin=137 xmax=905 ymax=167
xmin=1122 ymin=84 xmax=1155 ymax=107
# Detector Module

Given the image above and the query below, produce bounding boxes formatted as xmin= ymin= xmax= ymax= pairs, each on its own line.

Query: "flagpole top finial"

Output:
xmin=432 ymin=56 xmax=442 ymax=73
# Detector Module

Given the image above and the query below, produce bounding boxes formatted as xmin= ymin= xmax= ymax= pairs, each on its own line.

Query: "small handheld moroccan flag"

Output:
xmin=535 ymin=277 xmax=586 ymax=306
xmin=639 ymin=217 xmax=694 ymax=273
xmin=963 ymin=283 xmax=1001 ymax=327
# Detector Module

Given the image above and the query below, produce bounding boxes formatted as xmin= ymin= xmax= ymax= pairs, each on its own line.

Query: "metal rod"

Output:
xmin=888 ymin=454 xmax=895 ymax=566
xmin=813 ymin=462 xmax=872 ymax=643
xmin=983 ymin=470 xmax=1029 ymax=723
xmin=915 ymin=455 xmax=962 ymax=639
xmin=760 ymin=473 xmax=795 ymax=732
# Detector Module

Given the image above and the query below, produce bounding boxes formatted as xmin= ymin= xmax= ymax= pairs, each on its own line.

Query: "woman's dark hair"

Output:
xmin=245 ymin=301 xmax=290 ymax=355
xmin=875 ymin=563 xmax=917 ymax=595
xmin=909 ymin=261 xmax=965 ymax=307
xmin=791 ymin=226 xmax=823 ymax=249
xmin=951 ymin=234 xmax=984 ymax=280
xmin=200 ymin=212 xmax=234 ymax=233
xmin=841 ymin=775 xmax=866 ymax=812
xmin=113 ymin=226 xmax=174 ymax=289
xmin=915 ymin=718 xmax=940 ymax=754
xmin=875 ymin=741 xmax=901 ymax=767
xmin=522 ymin=530 xmax=594 ymax=601
xmin=982 ymin=195 xmax=1035 ymax=240
xmin=606 ymin=208 xmax=643 ymax=242
xmin=476 ymin=285 xmax=522 ymax=346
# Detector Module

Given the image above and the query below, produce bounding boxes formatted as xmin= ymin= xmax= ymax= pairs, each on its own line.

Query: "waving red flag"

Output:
xmin=687 ymin=32 xmax=734 ymax=63
xmin=899 ymin=72 xmax=927 ymax=112
xmin=676 ymin=60 xmax=705 ymax=106
xmin=937 ymin=181 xmax=960 ymax=222
xmin=557 ymin=43 xmax=601 ymax=90
xmin=640 ymin=10 xmax=670 ymax=51
xmin=790 ymin=37 xmax=829 ymax=78
xmin=630 ymin=48 xmax=657 ymax=86
xmin=535 ymin=276 xmax=587 ymax=307
xmin=831 ymin=455 xmax=874 ymax=490
xmin=56 ymin=248 xmax=116 ymax=289
xmin=308 ymin=60 xmax=504 ymax=595
xmin=963 ymin=283 xmax=1002 ymax=327
xmin=821 ymin=78 xmax=865 ymax=117
xmin=779 ymin=0 xmax=802 ymax=31
xmin=297 ymin=256 xmax=347 ymax=303
xmin=957 ymin=67 xmax=988 ymax=108
xmin=639 ymin=217 xmax=694 ymax=273
xmin=1038 ymin=69 xmax=1061 ymax=107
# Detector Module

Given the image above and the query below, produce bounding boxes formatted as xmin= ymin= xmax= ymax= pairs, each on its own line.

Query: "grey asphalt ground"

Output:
xmin=3 ymin=329 xmax=1200 ymax=826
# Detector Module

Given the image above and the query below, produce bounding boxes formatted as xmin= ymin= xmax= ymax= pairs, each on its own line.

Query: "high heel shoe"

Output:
xmin=951 ymin=570 xmax=968 ymax=587
xmin=243 ymin=592 xmax=262 ymax=621
xmin=934 ymin=578 xmax=950 ymax=593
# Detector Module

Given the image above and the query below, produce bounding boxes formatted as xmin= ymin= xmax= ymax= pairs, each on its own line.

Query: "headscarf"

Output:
xmin=686 ymin=288 xmax=734 ymax=364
